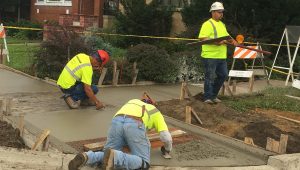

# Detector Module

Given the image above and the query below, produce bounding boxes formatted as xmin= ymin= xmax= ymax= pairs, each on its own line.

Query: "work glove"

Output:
xmin=161 ymin=146 xmax=172 ymax=159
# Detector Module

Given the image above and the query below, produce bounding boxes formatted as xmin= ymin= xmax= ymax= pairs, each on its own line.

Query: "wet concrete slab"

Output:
xmin=0 ymin=67 xmax=275 ymax=167
xmin=0 ymin=68 xmax=57 ymax=94
xmin=24 ymin=85 xmax=200 ymax=142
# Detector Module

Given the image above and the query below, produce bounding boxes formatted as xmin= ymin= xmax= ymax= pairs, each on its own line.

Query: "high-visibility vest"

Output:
xmin=57 ymin=53 xmax=93 ymax=89
xmin=115 ymin=99 xmax=168 ymax=132
xmin=199 ymin=18 xmax=229 ymax=59
xmin=0 ymin=25 xmax=5 ymax=38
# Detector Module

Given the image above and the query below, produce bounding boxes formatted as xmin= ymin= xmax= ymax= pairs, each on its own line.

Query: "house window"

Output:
xmin=104 ymin=0 xmax=119 ymax=15
xmin=35 ymin=0 xmax=72 ymax=6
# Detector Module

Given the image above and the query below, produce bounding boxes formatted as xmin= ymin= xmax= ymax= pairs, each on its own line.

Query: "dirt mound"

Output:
xmin=157 ymin=95 xmax=300 ymax=153
xmin=0 ymin=120 xmax=27 ymax=149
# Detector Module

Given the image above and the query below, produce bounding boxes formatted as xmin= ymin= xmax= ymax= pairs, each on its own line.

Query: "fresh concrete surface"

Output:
xmin=0 ymin=66 xmax=292 ymax=168
xmin=0 ymin=67 xmax=57 ymax=94
xmin=0 ymin=146 xmax=299 ymax=170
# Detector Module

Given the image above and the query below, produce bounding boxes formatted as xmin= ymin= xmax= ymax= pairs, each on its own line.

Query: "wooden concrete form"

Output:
xmin=31 ymin=129 xmax=51 ymax=151
xmin=84 ymin=129 xmax=186 ymax=151
xmin=180 ymin=82 xmax=194 ymax=100
xmin=266 ymin=134 xmax=288 ymax=154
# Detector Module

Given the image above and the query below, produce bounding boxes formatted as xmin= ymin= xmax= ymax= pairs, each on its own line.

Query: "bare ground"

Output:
xmin=157 ymin=94 xmax=300 ymax=153
xmin=0 ymin=120 xmax=27 ymax=149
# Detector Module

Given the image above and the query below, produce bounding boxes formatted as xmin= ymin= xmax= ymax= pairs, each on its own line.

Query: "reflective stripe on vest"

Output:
xmin=127 ymin=102 xmax=159 ymax=117
xmin=208 ymin=20 xmax=218 ymax=38
xmin=64 ymin=63 xmax=92 ymax=81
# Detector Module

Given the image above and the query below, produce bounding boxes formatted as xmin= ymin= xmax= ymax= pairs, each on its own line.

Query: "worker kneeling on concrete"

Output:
xmin=57 ymin=50 xmax=110 ymax=110
xmin=68 ymin=98 xmax=173 ymax=170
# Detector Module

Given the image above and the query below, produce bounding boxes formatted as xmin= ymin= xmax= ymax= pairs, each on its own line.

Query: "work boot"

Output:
xmin=212 ymin=98 xmax=222 ymax=103
xmin=64 ymin=96 xmax=81 ymax=109
xmin=102 ymin=148 xmax=115 ymax=170
xmin=204 ymin=99 xmax=214 ymax=104
xmin=68 ymin=152 xmax=88 ymax=170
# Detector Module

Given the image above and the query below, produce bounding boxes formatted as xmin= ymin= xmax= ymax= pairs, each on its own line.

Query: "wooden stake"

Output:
xmin=184 ymin=85 xmax=193 ymax=98
xmin=249 ymin=75 xmax=254 ymax=93
xmin=132 ymin=69 xmax=139 ymax=85
xmin=244 ymin=137 xmax=255 ymax=146
xmin=185 ymin=106 xmax=192 ymax=124
xmin=224 ymin=82 xmax=233 ymax=96
xmin=18 ymin=113 xmax=24 ymax=137
xmin=0 ymin=100 xmax=3 ymax=120
xmin=112 ymin=61 xmax=118 ymax=86
xmin=113 ymin=70 xmax=119 ymax=86
xmin=278 ymin=134 xmax=288 ymax=154
xmin=31 ymin=129 xmax=50 ymax=151
xmin=266 ymin=137 xmax=279 ymax=153
xmin=98 ymin=67 xmax=107 ymax=86
xmin=42 ymin=136 xmax=50 ymax=151
xmin=276 ymin=115 xmax=300 ymax=124
xmin=180 ymin=82 xmax=186 ymax=100
xmin=191 ymin=108 xmax=203 ymax=125
xmin=232 ymin=80 xmax=237 ymax=94
xmin=5 ymin=98 xmax=12 ymax=115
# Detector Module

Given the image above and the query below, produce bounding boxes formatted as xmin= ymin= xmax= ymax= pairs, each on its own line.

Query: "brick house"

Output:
xmin=31 ymin=0 xmax=118 ymax=29
xmin=31 ymin=0 xmax=189 ymax=37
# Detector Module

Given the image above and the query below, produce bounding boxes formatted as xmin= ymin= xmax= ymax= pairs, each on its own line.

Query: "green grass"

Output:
xmin=3 ymin=44 xmax=40 ymax=73
xmin=0 ymin=36 xmax=41 ymax=44
xmin=223 ymin=87 xmax=300 ymax=113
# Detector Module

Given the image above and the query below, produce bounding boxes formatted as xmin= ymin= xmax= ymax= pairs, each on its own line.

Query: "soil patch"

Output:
xmin=0 ymin=120 xmax=27 ymax=149
xmin=157 ymin=95 xmax=300 ymax=153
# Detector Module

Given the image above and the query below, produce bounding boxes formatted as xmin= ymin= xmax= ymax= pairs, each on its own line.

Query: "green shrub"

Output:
xmin=34 ymin=26 xmax=89 ymax=79
xmin=172 ymin=50 xmax=204 ymax=82
xmin=6 ymin=20 xmax=42 ymax=40
xmin=126 ymin=43 xmax=179 ymax=83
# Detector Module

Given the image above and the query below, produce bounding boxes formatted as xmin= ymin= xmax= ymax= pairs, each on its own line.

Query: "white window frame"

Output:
xmin=35 ymin=0 xmax=72 ymax=7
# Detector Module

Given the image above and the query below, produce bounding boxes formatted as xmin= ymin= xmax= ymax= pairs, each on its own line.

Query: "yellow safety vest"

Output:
xmin=198 ymin=18 xmax=229 ymax=59
xmin=115 ymin=99 xmax=168 ymax=132
xmin=57 ymin=53 xmax=93 ymax=89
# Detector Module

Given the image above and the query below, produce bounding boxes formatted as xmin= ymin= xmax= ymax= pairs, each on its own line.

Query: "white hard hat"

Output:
xmin=210 ymin=2 xmax=224 ymax=12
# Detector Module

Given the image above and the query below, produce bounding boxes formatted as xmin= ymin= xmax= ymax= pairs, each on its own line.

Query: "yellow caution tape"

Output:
xmin=5 ymin=26 xmax=43 ymax=31
xmin=3 ymin=25 xmax=299 ymax=47
xmin=265 ymin=66 xmax=299 ymax=76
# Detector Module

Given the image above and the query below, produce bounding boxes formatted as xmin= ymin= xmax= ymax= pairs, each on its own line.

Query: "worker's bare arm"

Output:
xmin=83 ymin=83 xmax=104 ymax=109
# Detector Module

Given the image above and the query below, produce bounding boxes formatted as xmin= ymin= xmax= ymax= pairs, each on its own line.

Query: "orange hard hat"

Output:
xmin=98 ymin=50 xmax=110 ymax=66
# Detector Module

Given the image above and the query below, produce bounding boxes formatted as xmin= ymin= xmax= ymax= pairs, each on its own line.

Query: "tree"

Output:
xmin=181 ymin=0 xmax=300 ymax=43
xmin=114 ymin=0 xmax=173 ymax=47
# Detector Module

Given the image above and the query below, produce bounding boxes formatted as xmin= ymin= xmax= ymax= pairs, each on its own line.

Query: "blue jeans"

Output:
xmin=202 ymin=58 xmax=228 ymax=100
xmin=60 ymin=82 xmax=98 ymax=101
xmin=85 ymin=116 xmax=150 ymax=169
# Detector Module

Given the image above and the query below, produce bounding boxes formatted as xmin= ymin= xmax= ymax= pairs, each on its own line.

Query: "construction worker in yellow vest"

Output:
xmin=199 ymin=2 xmax=238 ymax=104
xmin=68 ymin=97 xmax=173 ymax=170
xmin=57 ymin=50 xmax=110 ymax=109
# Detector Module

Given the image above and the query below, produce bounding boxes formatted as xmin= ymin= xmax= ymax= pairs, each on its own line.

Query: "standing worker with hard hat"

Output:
xmin=198 ymin=2 xmax=238 ymax=104
xmin=68 ymin=96 xmax=173 ymax=170
xmin=57 ymin=50 xmax=110 ymax=109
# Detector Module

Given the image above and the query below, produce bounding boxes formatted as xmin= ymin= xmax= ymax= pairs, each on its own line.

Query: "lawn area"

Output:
xmin=223 ymin=87 xmax=300 ymax=113
xmin=0 ymin=37 xmax=41 ymax=74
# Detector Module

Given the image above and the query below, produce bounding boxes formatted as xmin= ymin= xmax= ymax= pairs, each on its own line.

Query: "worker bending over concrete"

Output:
xmin=68 ymin=98 xmax=173 ymax=170
xmin=57 ymin=50 xmax=110 ymax=110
